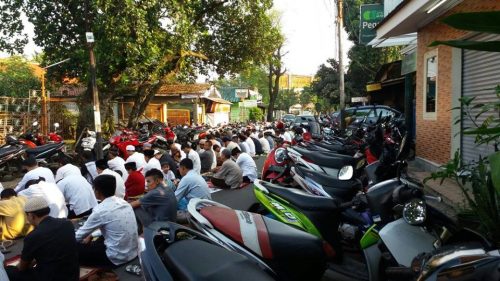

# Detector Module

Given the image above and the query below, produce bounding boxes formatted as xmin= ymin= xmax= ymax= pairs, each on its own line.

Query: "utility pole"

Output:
xmin=86 ymin=32 xmax=104 ymax=160
xmin=337 ymin=0 xmax=346 ymax=130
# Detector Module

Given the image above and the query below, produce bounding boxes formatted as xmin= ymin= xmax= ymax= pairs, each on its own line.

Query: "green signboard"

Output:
xmin=359 ymin=4 xmax=384 ymax=45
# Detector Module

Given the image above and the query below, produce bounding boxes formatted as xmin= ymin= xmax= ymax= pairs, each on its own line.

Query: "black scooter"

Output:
xmin=139 ymin=221 xmax=276 ymax=281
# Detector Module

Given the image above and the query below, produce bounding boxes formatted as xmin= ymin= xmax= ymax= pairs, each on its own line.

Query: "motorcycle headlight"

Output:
xmin=338 ymin=165 xmax=353 ymax=180
xmin=403 ymin=199 xmax=427 ymax=225
xmin=274 ymin=148 xmax=287 ymax=164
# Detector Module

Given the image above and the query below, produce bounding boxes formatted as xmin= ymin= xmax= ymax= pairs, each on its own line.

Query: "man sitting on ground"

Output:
xmin=107 ymin=149 xmax=128 ymax=181
xmin=14 ymin=156 xmax=55 ymax=192
xmin=75 ymin=175 xmax=138 ymax=267
xmin=54 ymin=156 xmax=80 ymax=182
xmin=231 ymin=148 xmax=258 ymax=183
xmin=19 ymin=178 xmax=68 ymax=218
xmin=198 ymin=140 xmax=214 ymax=173
xmin=6 ymin=197 xmax=79 ymax=281
xmin=142 ymin=149 xmax=161 ymax=176
xmin=211 ymin=149 xmax=242 ymax=189
xmin=124 ymin=145 xmax=146 ymax=171
xmin=56 ymin=168 xmax=97 ymax=219
xmin=95 ymin=159 xmax=126 ymax=199
xmin=0 ymin=189 xmax=31 ymax=241
xmin=124 ymin=162 xmax=145 ymax=200
xmin=130 ymin=169 xmax=177 ymax=228
xmin=175 ymin=159 xmax=211 ymax=209
xmin=182 ymin=143 xmax=201 ymax=174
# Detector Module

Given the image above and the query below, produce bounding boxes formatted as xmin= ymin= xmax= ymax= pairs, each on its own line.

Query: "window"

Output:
xmin=423 ymin=50 xmax=438 ymax=120
xmin=378 ymin=108 xmax=397 ymax=118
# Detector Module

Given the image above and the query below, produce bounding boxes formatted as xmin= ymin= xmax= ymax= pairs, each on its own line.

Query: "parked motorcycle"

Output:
xmin=139 ymin=221 xmax=276 ymax=281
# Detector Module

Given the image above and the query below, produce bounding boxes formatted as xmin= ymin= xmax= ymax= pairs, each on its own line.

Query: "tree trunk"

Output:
xmin=127 ymin=84 xmax=148 ymax=128
xmin=266 ymin=64 xmax=274 ymax=121
xmin=127 ymin=81 xmax=165 ymax=128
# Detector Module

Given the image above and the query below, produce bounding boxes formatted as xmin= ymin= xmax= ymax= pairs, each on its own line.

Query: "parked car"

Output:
xmin=332 ymin=105 xmax=402 ymax=127
xmin=281 ymin=114 xmax=296 ymax=125
xmin=292 ymin=115 xmax=317 ymax=127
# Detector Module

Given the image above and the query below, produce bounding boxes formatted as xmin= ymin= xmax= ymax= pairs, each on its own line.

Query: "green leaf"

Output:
xmin=489 ymin=151 xmax=500 ymax=194
xmin=441 ymin=12 xmax=500 ymax=34
xmin=464 ymin=127 xmax=500 ymax=135
xmin=429 ymin=40 xmax=500 ymax=52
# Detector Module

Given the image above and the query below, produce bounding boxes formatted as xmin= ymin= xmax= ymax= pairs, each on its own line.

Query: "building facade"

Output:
xmin=372 ymin=0 xmax=500 ymax=169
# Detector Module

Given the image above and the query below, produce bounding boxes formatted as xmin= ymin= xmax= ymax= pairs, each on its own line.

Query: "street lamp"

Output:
xmin=41 ymin=58 xmax=70 ymax=135
xmin=86 ymin=31 xmax=104 ymax=160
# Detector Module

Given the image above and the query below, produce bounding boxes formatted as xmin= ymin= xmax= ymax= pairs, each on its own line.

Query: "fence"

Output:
xmin=0 ymin=96 xmax=78 ymax=144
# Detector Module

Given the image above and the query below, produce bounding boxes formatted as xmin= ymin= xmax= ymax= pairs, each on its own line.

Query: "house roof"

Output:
xmin=156 ymin=83 xmax=211 ymax=96
xmin=204 ymin=96 xmax=232 ymax=105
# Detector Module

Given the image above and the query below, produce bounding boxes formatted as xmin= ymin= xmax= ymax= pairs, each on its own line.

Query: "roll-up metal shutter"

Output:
xmin=461 ymin=33 xmax=500 ymax=163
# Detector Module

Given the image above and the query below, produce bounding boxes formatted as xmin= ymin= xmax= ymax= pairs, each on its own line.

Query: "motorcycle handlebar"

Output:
xmin=396 ymin=186 xmax=423 ymax=204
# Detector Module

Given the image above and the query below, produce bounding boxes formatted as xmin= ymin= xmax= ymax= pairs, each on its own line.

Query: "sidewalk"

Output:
xmin=406 ymin=160 xmax=467 ymax=219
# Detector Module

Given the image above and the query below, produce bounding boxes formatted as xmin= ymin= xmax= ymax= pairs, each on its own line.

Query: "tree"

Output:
xmin=0 ymin=0 xmax=280 ymax=133
xmin=343 ymin=0 xmax=401 ymax=96
xmin=0 ymin=56 xmax=41 ymax=97
xmin=267 ymin=43 xmax=286 ymax=121
xmin=274 ymin=88 xmax=299 ymax=112
xmin=216 ymin=64 xmax=269 ymax=102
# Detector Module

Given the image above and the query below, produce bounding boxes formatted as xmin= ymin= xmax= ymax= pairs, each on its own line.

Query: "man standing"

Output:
xmin=142 ymin=149 xmax=162 ymax=175
xmin=0 ymin=189 xmax=30 ymax=240
xmin=130 ymin=169 xmax=177 ymax=227
xmin=95 ymin=159 xmax=126 ymax=199
xmin=81 ymin=151 xmax=98 ymax=184
xmin=182 ymin=143 xmax=201 ymax=174
xmin=231 ymin=148 xmax=257 ymax=183
xmin=14 ymin=156 xmax=55 ymax=192
xmin=125 ymin=145 xmax=147 ymax=171
xmin=124 ymin=162 xmax=145 ymax=200
xmin=211 ymin=150 xmax=242 ymax=189
xmin=6 ymin=197 xmax=79 ymax=281
xmin=56 ymin=169 xmax=97 ymax=219
xmin=175 ymin=159 xmax=211 ymax=207
xmin=76 ymin=175 xmax=138 ymax=267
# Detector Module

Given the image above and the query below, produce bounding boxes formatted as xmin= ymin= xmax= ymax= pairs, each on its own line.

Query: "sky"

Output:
xmin=273 ymin=0 xmax=353 ymax=75
xmin=1 ymin=0 xmax=353 ymax=77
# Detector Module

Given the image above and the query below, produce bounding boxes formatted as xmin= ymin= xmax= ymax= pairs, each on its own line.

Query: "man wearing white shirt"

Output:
xmin=231 ymin=148 xmax=257 ymax=183
xmin=56 ymin=169 xmax=97 ymax=218
xmin=75 ymin=175 xmax=138 ymax=267
xmin=242 ymin=134 xmax=256 ymax=157
xmin=259 ymin=132 xmax=271 ymax=154
xmin=107 ymin=149 xmax=128 ymax=181
xmin=95 ymin=159 xmax=126 ymax=199
xmin=124 ymin=145 xmax=147 ymax=171
xmin=142 ymin=150 xmax=162 ymax=176
xmin=281 ymin=129 xmax=292 ymax=143
xmin=181 ymin=143 xmax=201 ymax=174
xmin=55 ymin=157 xmax=81 ymax=182
xmin=82 ymin=151 xmax=98 ymax=184
xmin=19 ymin=178 xmax=68 ymax=218
xmin=14 ymin=156 xmax=55 ymax=192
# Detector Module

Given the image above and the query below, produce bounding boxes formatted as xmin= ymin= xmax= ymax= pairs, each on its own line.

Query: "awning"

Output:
xmin=371 ymin=0 xmax=462 ymax=48
xmin=203 ymin=96 xmax=232 ymax=105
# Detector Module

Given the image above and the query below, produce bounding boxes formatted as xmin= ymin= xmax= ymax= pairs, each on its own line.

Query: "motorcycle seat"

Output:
xmin=200 ymin=206 xmax=326 ymax=262
xmin=308 ymin=142 xmax=358 ymax=155
xmin=0 ymin=146 xmax=22 ymax=159
xmin=291 ymin=146 xmax=356 ymax=168
xmin=26 ymin=143 xmax=62 ymax=154
xmin=294 ymin=166 xmax=361 ymax=201
xmin=262 ymin=181 xmax=339 ymax=211
xmin=163 ymin=239 xmax=274 ymax=281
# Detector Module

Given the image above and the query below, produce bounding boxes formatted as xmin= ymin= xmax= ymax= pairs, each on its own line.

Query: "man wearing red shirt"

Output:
xmin=124 ymin=162 xmax=145 ymax=200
